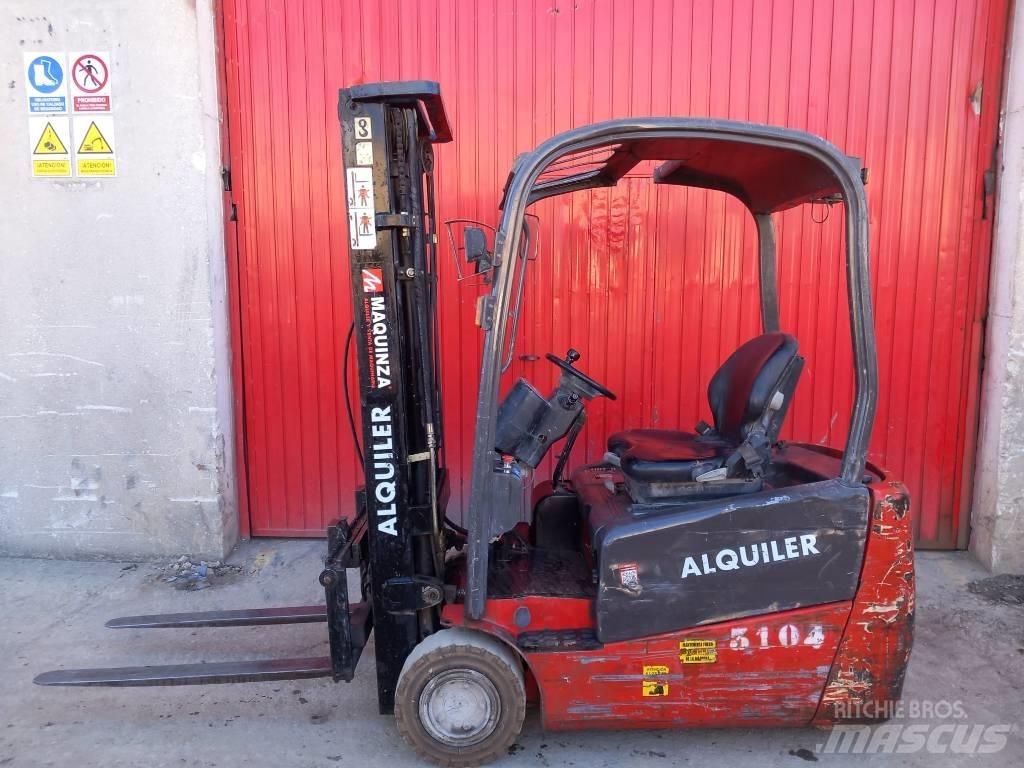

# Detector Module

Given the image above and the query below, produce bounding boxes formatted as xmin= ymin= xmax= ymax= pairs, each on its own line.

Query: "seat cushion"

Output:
xmin=607 ymin=429 xmax=728 ymax=462
xmin=608 ymin=429 xmax=733 ymax=484
xmin=620 ymin=447 xmax=730 ymax=484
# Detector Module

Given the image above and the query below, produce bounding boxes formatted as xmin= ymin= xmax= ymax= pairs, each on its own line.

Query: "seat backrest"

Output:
xmin=707 ymin=333 xmax=803 ymax=444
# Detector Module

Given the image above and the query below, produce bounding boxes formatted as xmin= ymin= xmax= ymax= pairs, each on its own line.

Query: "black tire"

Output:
xmin=394 ymin=628 xmax=526 ymax=767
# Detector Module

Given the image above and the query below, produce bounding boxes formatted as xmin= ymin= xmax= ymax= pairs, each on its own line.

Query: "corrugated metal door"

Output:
xmin=220 ymin=0 xmax=1009 ymax=546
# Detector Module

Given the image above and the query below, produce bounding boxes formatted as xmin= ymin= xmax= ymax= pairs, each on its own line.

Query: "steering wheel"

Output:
xmin=545 ymin=349 xmax=617 ymax=400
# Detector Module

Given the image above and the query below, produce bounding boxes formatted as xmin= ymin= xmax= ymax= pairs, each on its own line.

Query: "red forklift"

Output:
xmin=36 ymin=81 xmax=914 ymax=767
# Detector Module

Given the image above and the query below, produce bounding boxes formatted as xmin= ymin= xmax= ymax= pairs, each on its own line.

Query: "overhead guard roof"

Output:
xmin=522 ymin=134 xmax=862 ymax=214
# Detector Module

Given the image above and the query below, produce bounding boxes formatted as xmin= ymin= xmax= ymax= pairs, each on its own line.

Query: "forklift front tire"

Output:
xmin=395 ymin=628 xmax=526 ymax=767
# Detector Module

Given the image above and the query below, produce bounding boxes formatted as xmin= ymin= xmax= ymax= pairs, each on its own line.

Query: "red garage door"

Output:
xmin=219 ymin=0 xmax=1009 ymax=547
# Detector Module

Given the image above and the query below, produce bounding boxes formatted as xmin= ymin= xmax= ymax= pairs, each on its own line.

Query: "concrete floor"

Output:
xmin=1 ymin=543 xmax=1021 ymax=767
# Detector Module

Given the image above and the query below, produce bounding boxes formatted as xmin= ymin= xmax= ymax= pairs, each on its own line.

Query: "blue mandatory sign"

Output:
xmin=26 ymin=54 xmax=67 ymax=114
xmin=27 ymin=55 xmax=63 ymax=93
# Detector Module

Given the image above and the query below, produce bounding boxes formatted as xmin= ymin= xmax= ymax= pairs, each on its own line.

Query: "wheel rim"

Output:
xmin=418 ymin=669 xmax=501 ymax=747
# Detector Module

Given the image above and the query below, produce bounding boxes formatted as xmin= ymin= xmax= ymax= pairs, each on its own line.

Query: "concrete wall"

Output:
xmin=971 ymin=0 xmax=1024 ymax=573
xmin=0 ymin=1 xmax=236 ymax=560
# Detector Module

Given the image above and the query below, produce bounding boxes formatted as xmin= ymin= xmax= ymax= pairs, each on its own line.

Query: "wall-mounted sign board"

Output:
xmin=26 ymin=51 xmax=117 ymax=178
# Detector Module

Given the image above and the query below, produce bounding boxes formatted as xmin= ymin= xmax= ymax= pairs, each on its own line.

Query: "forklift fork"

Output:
xmin=34 ymin=519 xmax=370 ymax=688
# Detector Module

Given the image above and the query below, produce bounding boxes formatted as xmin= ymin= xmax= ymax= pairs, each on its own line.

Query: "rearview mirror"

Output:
xmin=444 ymin=219 xmax=498 ymax=282
xmin=464 ymin=226 xmax=493 ymax=274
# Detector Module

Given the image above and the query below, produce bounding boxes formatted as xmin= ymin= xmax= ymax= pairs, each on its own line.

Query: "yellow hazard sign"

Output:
xmin=642 ymin=680 xmax=668 ymax=697
xmin=77 ymin=120 xmax=112 ymax=153
xmin=34 ymin=121 xmax=68 ymax=154
xmin=641 ymin=664 xmax=670 ymax=697
xmin=29 ymin=117 xmax=71 ymax=177
xmin=72 ymin=115 xmax=117 ymax=177
xmin=679 ymin=638 xmax=718 ymax=664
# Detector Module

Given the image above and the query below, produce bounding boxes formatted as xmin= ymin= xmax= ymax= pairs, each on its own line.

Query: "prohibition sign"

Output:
xmin=72 ymin=54 xmax=108 ymax=93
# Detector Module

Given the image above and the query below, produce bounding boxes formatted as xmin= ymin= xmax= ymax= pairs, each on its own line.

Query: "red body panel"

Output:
xmin=814 ymin=480 xmax=915 ymax=723
xmin=522 ymin=604 xmax=850 ymax=730
xmin=443 ymin=476 xmax=913 ymax=729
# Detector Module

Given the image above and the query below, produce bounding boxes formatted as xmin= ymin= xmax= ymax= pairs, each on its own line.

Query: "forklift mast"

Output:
xmin=338 ymin=82 xmax=453 ymax=712
xmin=31 ymin=83 xmax=458 ymax=712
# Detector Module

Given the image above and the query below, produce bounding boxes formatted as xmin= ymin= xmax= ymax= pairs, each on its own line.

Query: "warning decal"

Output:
xmin=679 ymin=639 xmax=718 ymax=664
xmin=355 ymin=141 xmax=373 ymax=166
xmin=354 ymin=116 xmax=372 ymax=140
xmin=34 ymin=121 xmax=68 ymax=154
xmin=347 ymin=166 xmax=376 ymax=250
xmin=641 ymin=665 xmax=670 ymax=697
xmin=77 ymin=120 xmax=112 ymax=153
xmin=616 ymin=562 xmax=640 ymax=591
xmin=29 ymin=116 xmax=71 ymax=177
xmin=73 ymin=115 xmax=117 ymax=177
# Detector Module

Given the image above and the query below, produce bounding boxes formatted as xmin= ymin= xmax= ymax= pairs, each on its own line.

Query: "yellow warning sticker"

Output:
xmin=641 ymin=665 xmax=670 ymax=697
xmin=29 ymin=117 xmax=72 ymax=178
xmin=642 ymin=680 xmax=668 ymax=697
xmin=77 ymin=157 xmax=116 ymax=177
xmin=34 ymin=121 xmax=68 ymax=154
xmin=33 ymin=159 xmax=71 ymax=176
xmin=679 ymin=639 xmax=717 ymax=664
xmin=77 ymin=120 xmax=113 ymax=153
xmin=71 ymin=116 xmax=116 ymax=178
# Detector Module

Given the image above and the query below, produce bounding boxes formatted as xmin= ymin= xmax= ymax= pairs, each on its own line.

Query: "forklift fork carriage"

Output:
xmin=35 ymin=81 xmax=914 ymax=767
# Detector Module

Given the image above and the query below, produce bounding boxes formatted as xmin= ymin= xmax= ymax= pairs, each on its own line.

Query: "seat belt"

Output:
xmin=729 ymin=390 xmax=788 ymax=478
xmin=724 ymin=430 xmax=769 ymax=478
xmin=697 ymin=390 xmax=786 ymax=483
xmin=694 ymin=420 xmax=715 ymax=436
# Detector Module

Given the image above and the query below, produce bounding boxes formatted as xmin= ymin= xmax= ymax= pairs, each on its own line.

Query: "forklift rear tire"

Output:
xmin=395 ymin=628 xmax=526 ymax=767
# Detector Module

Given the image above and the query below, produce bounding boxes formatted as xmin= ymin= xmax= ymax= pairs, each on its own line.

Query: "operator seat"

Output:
xmin=607 ymin=333 xmax=803 ymax=502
